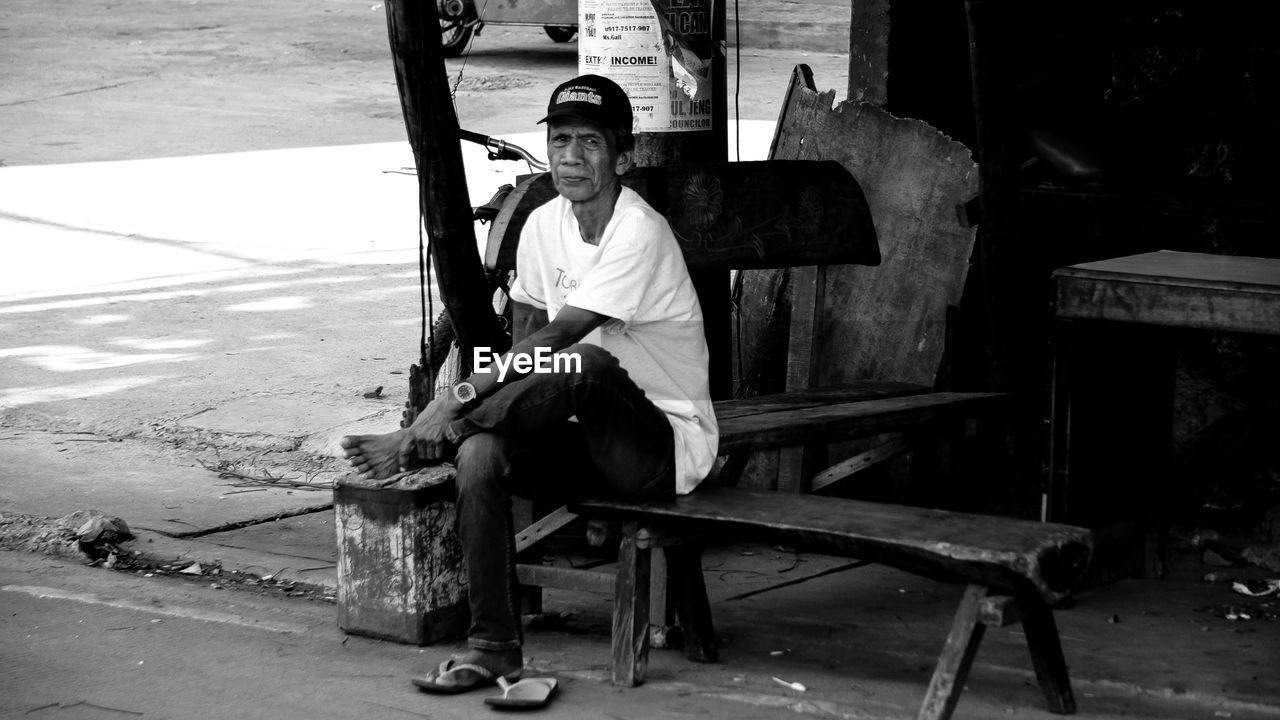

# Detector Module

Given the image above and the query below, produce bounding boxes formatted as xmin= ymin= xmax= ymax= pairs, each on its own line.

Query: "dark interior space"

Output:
xmin=876 ymin=1 xmax=1280 ymax=571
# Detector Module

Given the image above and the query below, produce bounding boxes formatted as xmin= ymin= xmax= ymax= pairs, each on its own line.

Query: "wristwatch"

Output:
xmin=452 ymin=380 xmax=479 ymax=408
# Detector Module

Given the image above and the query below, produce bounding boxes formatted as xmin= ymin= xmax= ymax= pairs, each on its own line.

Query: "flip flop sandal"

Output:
xmin=484 ymin=676 xmax=559 ymax=710
xmin=411 ymin=658 xmax=522 ymax=695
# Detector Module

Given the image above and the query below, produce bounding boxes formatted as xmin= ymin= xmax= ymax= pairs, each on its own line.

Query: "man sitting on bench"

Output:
xmin=339 ymin=74 xmax=719 ymax=694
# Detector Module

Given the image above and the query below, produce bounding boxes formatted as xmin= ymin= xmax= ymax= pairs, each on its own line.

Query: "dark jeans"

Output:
xmin=443 ymin=342 xmax=675 ymax=651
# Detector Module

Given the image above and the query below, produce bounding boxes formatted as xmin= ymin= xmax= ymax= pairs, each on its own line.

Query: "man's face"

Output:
xmin=547 ymin=119 xmax=628 ymax=205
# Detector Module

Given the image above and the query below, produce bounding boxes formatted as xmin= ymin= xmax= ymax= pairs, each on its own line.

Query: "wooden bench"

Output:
xmin=572 ymin=488 xmax=1092 ymax=720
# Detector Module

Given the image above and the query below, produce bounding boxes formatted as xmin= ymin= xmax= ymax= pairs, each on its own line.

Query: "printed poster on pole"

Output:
xmin=579 ymin=0 xmax=714 ymax=133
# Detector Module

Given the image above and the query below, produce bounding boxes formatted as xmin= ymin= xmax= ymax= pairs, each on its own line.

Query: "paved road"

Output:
xmin=0 ymin=0 xmax=850 ymax=166
xmin=0 ymin=551 xmax=837 ymax=720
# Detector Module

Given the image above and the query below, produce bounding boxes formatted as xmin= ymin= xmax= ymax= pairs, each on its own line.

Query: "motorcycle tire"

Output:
xmin=543 ymin=25 xmax=576 ymax=43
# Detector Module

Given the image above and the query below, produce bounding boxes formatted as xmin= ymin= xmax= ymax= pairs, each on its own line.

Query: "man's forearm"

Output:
xmin=466 ymin=324 xmax=586 ymax=398
xmin=460 ymin=304 xmax=608 ymax=403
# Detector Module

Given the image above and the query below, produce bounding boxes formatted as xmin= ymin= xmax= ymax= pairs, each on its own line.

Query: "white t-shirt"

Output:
xmin=508 ymin=186 xmax=718 ymax=494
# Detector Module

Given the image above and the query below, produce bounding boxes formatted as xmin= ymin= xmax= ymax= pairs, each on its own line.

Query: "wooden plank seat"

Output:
xmin=507 ymin=387 xmax=1010 ymax=630
xmin=507 ymin=385 xmax=1006 ymax=582
xmin=571 ymin=487 xmax=1094 ymax=720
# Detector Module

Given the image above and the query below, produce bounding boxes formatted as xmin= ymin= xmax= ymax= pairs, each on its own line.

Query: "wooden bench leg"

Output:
xmin=1021 ymin=600 xmax=1076 ymax=714
xmin=666 ymin=544 xmax=717 ymax=663
xmin=918 ymin=584 xmax=988 ymax=720
xmin=612 ymin=522 xmax=650 ymax=686
xmin=648 ymin=548 xmax=673 ymax=649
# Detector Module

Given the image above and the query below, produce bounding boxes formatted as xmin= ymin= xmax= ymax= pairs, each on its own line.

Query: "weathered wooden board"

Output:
xmin=757 ymin=65 xmax=979 ymax=390
xmin=574 ymin=486 xmax=1093 ymax=604
xmin=712 ymin=381 xmax=928 ymax=420
xmin=485 ymin=160 xmax=879 ymax=272
xmin=731 ymin=265 xmax=790 ymax=400
xmin=847 ymin=0 xmax=891 ymax=104
xmin=334 ymin=466 xmax=467 ymax=645
xmin=718 ymin=392 xmax=1006 ymax=453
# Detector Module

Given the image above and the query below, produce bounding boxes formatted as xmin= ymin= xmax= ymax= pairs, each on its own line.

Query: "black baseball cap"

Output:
xmin=538 ymin=74 xmax=633 ymax=133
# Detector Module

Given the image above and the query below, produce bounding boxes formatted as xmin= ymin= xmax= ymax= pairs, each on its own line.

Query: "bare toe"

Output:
xmin=338 ymin=431 xmax=407 ymax=480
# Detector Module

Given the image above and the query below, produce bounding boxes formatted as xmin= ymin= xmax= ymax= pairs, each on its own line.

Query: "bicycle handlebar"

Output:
xmin=459 ymin=129 xmax=548 ymax=171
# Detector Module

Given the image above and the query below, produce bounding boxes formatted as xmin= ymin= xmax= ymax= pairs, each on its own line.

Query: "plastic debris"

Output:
xmin=769 ymin=649 xmax=791 ymax=657
xmin=1231 ymin=579 xmax=1279 ymax=597
xmin=62 ymin=511 xmax=134 ymax=561
xmin=178 ymin=562 xmax=203 ymax=575
xmin=772 ymin=676 xmax=806 ymax=692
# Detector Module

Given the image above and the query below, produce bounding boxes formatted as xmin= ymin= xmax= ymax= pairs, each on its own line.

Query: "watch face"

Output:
xmin=454 ymin=382 xmax=477 ymax=404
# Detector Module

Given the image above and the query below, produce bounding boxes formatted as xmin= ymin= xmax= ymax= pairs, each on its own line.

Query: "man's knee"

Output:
xmin=562 ymin=343 xmax=619 ymax=378
xmin=453 ymin=433 xmax=510 ymax=496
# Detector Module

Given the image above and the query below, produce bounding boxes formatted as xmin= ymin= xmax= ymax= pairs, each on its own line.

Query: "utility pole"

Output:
xmin=384 ymin=0 xmax=505 ymax=375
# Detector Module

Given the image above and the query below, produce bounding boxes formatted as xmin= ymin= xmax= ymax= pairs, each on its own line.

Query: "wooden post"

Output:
xmin=612 ymin=523 xmax=651 ymax=686
xmin=383 ymin=0 xmax=504 ymax=366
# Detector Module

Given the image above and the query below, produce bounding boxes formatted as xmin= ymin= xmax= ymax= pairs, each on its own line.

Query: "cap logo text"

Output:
xmin=556 ymin=89 xmax=603 ymax=106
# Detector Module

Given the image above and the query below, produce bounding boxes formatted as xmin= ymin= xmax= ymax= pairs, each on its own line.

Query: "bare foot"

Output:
xmin=443 ymin=648 xmax=524 ymax=680
xmin=340 ymin=430 xmax=410 ymax=479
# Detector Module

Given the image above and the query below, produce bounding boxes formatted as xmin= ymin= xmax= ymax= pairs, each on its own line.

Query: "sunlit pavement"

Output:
xmin=0 ymin=124 xmax=774 ymax=406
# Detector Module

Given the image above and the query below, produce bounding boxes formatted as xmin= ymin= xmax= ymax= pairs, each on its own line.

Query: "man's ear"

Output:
xmin=614 ymin=149 xmax=635 ymax=176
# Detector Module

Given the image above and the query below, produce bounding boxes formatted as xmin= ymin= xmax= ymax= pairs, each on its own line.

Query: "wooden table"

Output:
xmin=1046 ymin=250 xmax=1280 ymax=579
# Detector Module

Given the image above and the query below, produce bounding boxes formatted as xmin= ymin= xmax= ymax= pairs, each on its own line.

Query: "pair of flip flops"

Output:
xmin=412 ymin=659 xmax=558 ymax=710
